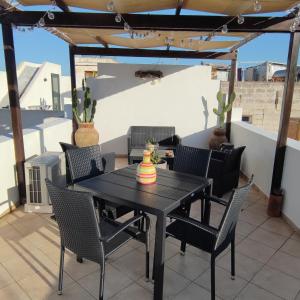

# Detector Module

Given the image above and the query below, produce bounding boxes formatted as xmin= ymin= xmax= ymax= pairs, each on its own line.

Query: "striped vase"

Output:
xmin=136 ymin=150 xmax=157 ymax=185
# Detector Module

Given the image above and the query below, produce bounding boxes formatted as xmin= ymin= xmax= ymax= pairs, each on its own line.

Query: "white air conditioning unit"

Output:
xmin=24 ymin=152 xmax=66 ymax=213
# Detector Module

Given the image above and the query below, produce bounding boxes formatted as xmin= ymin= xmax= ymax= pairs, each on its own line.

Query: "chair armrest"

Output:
xmin=168 ymin=213 xmax=218 ymax=235
xmin=101 ymin=152 xmax=116 ymax=173
xmin=173 ymin=134 xmax=181 ymax=145
xmin=204 ymin=194 xmax=228 ymax=206
xmin=100 ymin=214 xmax=144 ymax=243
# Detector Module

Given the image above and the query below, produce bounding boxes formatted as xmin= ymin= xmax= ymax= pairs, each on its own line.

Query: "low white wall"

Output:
xmin=88 ymin=63 xmax=221 ymax=154
xmin=0 ymin=118 xmax=72 ymax=217
xmin=231 ymin=121 xmax=300 ymax=229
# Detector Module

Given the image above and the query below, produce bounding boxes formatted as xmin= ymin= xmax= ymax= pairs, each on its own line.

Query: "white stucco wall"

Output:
xmin=231 ymin=121 xmax=300 ymax=229
xmin=0 ymin=118 xmax=72 ymax=217
xmin=88 ymin=63 xmax=221 ymax=154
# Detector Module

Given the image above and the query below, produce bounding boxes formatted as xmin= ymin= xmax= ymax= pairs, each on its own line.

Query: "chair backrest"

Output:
xmin=130 ymin=126 xmax=175 ymax=147
xmin=214 ymin=176 xmax=253 ymax=251
xmin=59 ymin=142 xmax=78 ymax=185
xmin=223 ymin=146 xmax=246 ymax=173
xmin=66 ymin=145 xmax=104 ymax=184
xmin=173 ymin=145 xmax=211 ymax=178
xmin=46 ymin=179 xmax=103 ymax=264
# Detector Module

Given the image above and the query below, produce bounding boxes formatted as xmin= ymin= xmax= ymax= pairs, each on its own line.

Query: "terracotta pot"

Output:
xmin=75 ymin=122 xmax=99 ymax=147
xmin=209 ymin=128 xmax=228 ymax=150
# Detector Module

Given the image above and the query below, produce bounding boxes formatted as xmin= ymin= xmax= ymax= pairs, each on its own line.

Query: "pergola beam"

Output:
xmin=69 ymin=45 xmax=77 ymax=144
xmin=1 ymin=11 xmax=297 ymax=33
xmin=270 ymin=32 xmax=300 ymax=196
xmin=1 ymin=22 xmax=26 ymax=204
xmin=55 ymin=0 xmax=70 ymax=12
xmin=176 ymin=0 xmax=184 ymax=16
xmin=71 ymin=46 xmax=235 ymax=60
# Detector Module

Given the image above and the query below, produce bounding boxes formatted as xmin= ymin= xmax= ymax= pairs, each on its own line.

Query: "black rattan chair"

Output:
xmin=171 ymin=145 xmax=212 ymax=253
xmin=66 ymin=145 xmax=132 ymax=219
xmin=166 ymin=177 xmax=253 ymax=300
xmin=46 ymin=180 xmax=150 ymax=300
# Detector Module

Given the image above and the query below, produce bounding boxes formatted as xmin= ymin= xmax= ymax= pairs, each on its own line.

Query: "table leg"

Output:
xmin=153 ymin=214 xmax=166 ymax=300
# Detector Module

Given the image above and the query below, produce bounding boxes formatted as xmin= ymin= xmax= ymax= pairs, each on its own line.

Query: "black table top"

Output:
xmin=74 ymin=164 xmax=209 ymax=216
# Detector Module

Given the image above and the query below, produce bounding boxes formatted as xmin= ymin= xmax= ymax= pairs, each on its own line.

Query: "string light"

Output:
xmin=254 ymin=0 xmax=262 ymax=12
xmin=106 ymin=1 xmax=115 ymax=11
xmin=124 ymin=22 xmax=130 ymax=31
xmin=237 ymin=14 xmax=245 ymax=24
xmin=115 ymin=13 xmax=122 ymax=23
xmin=221 ymin=24 xmax=228 ymax=34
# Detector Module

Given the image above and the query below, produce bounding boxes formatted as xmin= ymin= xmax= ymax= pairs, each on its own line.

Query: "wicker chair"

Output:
xmin=171 ymin=145 xmax=212 ymax=253
xmin=46 ymin=179 xmax=150 ymax=300
xmin=166 ymin=177 xmax=253 ymax=300
xmin=66 ymin=145 xmax=132 ymax=219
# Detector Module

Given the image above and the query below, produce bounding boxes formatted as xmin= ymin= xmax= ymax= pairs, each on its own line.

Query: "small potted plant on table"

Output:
xmin=145 ymin=138 xmax=159 ymax=153
xmin=209 ymin=91 xmax=236 ymax=150
xmin=151 ymin=150 xmax=167 ymax=169
xmin=72 ymin=80 xmax=98 ymax=147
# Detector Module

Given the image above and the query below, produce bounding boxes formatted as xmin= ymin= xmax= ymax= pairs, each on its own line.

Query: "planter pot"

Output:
xmin=267 ymin=191 xmax=284 ymax=217
xmin=75 ymin=122 xmax=99 ymax=147
xmin=146 ymin=143 xmax=159 ymax=153
xmin=136 ymin=150 xmax=157 ymax=185
xmin=209 ymin=128 xmax=228 ymax=150
xmin=155 ymin=159 xmax=167 ymax=169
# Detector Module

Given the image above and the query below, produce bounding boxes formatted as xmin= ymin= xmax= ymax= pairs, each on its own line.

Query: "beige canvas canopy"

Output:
xmin=18 ymin=0 xmax=300 ymax=15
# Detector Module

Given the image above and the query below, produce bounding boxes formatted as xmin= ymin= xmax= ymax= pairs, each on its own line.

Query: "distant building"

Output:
xmin=244 ymin=61 xmax=286 ymax=82
xmin=272 ymin=67 xmax=300 ymax=82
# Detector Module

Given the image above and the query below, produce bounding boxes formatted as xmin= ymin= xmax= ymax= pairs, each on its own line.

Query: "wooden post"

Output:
xmin=226 ymin=51 xmax=238 ymax=141
xmin=271 ymin=32 xmax=300 ymax=194
xmin=2 ymin=23 xmax=26 ymax=204
xmin=69 ymin=45 xmax=77 ymax=143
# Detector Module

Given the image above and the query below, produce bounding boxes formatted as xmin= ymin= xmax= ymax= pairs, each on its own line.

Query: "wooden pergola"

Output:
xmin=1 ymin=0 xmax=300 ymax=242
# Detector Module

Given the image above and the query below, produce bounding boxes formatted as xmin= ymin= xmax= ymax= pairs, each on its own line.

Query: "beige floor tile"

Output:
xmin=281 ymin=238 xmax=300 ymax=258
xmin=111 ymin=249 xmax=149 ymax=281
xmin=291 ymin=232 xmax=300 ymax=242
xmin=237 ymin=283 xmax=282 ymax=300
xmin=239 ymin=209 xmax=269 ymax=226
xmin=236 ymin=238 xmax=277 ymax=264
xmin=173 ymin=282 xmax=222 ymax=300
xmin=236 ymin=220 xmax=257 ymax=236
xmin=195 ymin=266 xmax=248 ymax=300
xmin=248 ymin=227 xmax=288 ymax=249
xmin=137 ymin=266 xmax=190 ymax=299
xmin=0 ymin=263 xmax=14 ymax=289
xmin=110 ymin=282 xmax=152 ymax=300
xmin=267 ymin=251 xmax=300 ymax=280
xmin=0 ymin=282 xmax=30 ymax=300
xmin=187 ymin=245 xmax=211 ymax=261
xmin=166 ymin=252 xmax=209 ymax=281
xmin=48 ymin=282 xmax=95 ymax=300
xmin=78 ymin=264 xmax=132 ymax=299
xmin=252 ymin=265 xmax=300 ymax=299
xmin=217 ymin=252 xmax=264 ymax=281
xmin=64 ymin=255 xmax=100 ymax=281
xmin=261 ymin=218 xmax=294 ymax=237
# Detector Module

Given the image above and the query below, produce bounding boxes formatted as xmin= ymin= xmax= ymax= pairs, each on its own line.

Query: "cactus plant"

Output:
xmin=72 ymin=79 xmax=97 ymax=124
xmin=213 ymin=91 xmax=236 ymax=128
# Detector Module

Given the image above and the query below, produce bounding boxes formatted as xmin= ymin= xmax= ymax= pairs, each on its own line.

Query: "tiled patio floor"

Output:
xmin=0 ymin=159 xmax=300 ymax=300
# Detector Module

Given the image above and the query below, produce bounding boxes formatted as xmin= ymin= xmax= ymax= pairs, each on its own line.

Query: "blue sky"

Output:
xmin=0 ymin=6 xmax=296 ymax=75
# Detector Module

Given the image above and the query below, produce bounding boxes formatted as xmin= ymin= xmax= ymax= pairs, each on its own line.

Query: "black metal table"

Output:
xmin=74 ymin=164 xmax=210 ymax=300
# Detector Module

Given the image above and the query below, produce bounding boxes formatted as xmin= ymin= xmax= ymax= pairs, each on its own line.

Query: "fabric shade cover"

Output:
xmin=19 ymin=0 xmax=300 ymax=15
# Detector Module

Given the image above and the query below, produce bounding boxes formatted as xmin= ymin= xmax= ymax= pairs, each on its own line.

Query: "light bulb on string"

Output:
xmin=38 ymin=17 xmax=46 ymax=27
xmin=47 ymin=11 xmax=55 ymax=20
xmin=115 ymin=13 xmax=122 ymax=23
xmin=237 ymin=14 xmax=245 ymax=24
xmin=290 ymin=23 xmax=297 ymax=32
xmin=124 ymin=22 xmax=130 ymax=31
xmin=107 ymin=1 xmax=114 ymax=12
xmin=221 ymin=24 xmax=228 ymax=34
xmin=180 ymin=39 xmax=184 ymax=48
xmin=254 ymin=0 xmax=262 ymax=12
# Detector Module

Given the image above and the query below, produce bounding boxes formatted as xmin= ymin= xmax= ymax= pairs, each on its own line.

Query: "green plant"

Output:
xmin=150 ymin=150 xmax=162 ymax=164
xmin=72 ymin=79 xmax=97 ymax=124
xmin=213 ymin=91 xmax=236 ymax=128
xmin=145 ymin=137 xmax=157 ymax=145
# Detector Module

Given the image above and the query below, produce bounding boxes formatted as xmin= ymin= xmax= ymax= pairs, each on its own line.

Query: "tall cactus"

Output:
xmin=213 ymin=91 xmax=236 ymax=128
xmin=72 ymin=79 xmax=97 ymax=124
